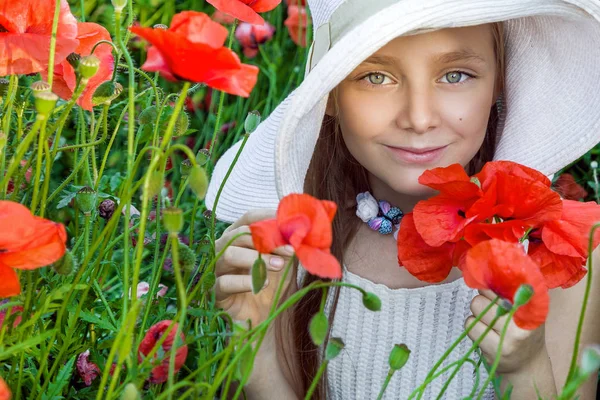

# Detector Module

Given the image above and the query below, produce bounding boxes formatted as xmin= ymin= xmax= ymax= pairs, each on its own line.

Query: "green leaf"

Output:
xmin=79 ymin=311 xmax=117 ymax=331
xmin=56 ymin=190 xmax=78 ymax=209
xmin=42 ymin=355 xmax=76 ymax=400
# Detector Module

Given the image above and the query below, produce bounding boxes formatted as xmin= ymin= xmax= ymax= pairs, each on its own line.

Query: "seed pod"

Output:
xmin=79 ymin=55 xmax=100 ymax=80
xmin=76 ymin=186 xmax=97 ymax=216
xmin=388 ymin=344 xmax=410 ymax=371
xmin=120 ymin=383 xmax=141 ymax=400
xmin=309 ymin=312 xmax=329 ymax=346
xmin=111 ymin=0 xmax=128 ymax=13
xmin=30 ymin=80 xmax=51 ymax=93
xmin=177 ymin=243 xmax=197 ymax=273
xmin=33 ymin=91 xmax=58 ymax=116
xmin=362 ymin=292 xmax=382 ymax=312
xmin=244 ymin=110 xmax=261 ymax=134
xmin=52 ymin=250 xmax=78 ymax=276
xmin=138 ymin=105 xmax=158 ymax=125
xmin=325 ymin=338 xmax=345 ymax=361
xmin=180 ymin=159 xmax=193 ymax=177
xmin=67 ymin=52 xmax=81 ymax=70
xmin=92 ymin=81 xmax=123 ymax=106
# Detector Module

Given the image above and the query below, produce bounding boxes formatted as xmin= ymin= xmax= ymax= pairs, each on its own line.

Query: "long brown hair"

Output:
xmin=273 ymin=22 xmax=506 ymax=399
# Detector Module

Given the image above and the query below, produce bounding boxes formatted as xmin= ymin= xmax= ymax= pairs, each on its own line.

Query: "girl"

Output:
xmin=207 ymin=0 xmax=600 ymax=398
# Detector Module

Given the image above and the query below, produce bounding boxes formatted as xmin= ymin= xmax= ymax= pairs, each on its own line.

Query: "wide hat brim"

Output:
xmin=207 ymin=0 xmax=600 ymax=223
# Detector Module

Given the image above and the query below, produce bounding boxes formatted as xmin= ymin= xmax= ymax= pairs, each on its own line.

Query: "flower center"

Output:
xmin=0 ymin=25 xmax=8 ymax=33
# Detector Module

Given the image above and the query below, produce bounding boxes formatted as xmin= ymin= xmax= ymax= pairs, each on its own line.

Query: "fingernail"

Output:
xmin=283 ymin=245 xmax=295 ymax=255
xmin=270 ymin=256 xmax=284 ymax=269
xmin=262 ymin=279 xmax=270 ymax=289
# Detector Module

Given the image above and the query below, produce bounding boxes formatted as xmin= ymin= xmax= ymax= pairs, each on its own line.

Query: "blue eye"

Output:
xmin=364 ymin=73 xmax=391 ymax=85
xmin=441 ymin=71 xmax=472 ymax=84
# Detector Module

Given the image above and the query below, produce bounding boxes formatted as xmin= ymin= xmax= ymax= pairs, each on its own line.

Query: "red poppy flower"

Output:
xmin=76 ymin=350 xmax=100 ymax=386
xmin=0 ymin=376 xmax=9 ymax=400
xmin=285 ymin=0 xmax=307 ymax=5
xmin=206 ymin=0 xmax=281 ymax=25
xmin=0 ymin=201 xmax=67 ymax=298
xmin=43 ymin=22 xmax=114 ymax=111
xmin=235 ymin=21 xmax=275 ymax=58
xmin=553 ymin=173 xmax=588 ymax=201
xmin=138 ymin=320 xmax=188 ymax=384
xmin=130 ymin=11 xmax=259 ymax=97
xmin=0 ymin=0 xmax=78 ymax=75
xmin=249 ymin=193 xmax=342 ymax=279
xmin=527 ymin=199 xmax=600 ymax=288
xmin=284 ymin=5 xmax=310 ymax=47
xmin=0 ymin=303 xmax=22 ymax=330
xmin=463 ymin=239 xmax=549 ymax=330
xmin=397 ymin=213 xmax=471 ymax=282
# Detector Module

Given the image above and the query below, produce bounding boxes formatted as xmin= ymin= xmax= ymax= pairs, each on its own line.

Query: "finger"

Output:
xmin=213 ymin=275 xmax=268 ymax=302
xmin=217 ymin=246 xmax=288 ymax=276
xmin=465 ymin=316 xmax=501 ymax=356
xmin=224 ymin=209 xmax=277 ymax=233
xmin=478 ymin=289 xmax=498 ymax=301
xmin=470 ymin=295 xmax=508 ymax=330
xmin=217 ymin=226 xmax=254 ymax=250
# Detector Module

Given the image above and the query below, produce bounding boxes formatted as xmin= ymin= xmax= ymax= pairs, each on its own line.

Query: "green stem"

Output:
xmin=160 ymin=82 xmax=191 ymax=150
xmin=305 ymin=361 xmax=328 ymax=400
xmin=476 ymin=308 xmax=517 ymax=400
xmin=376 ymin=370 xmax=395 ymax=400
xmin=565 ymin=223 xmax=600 ymax=383
xmin=46 ymin=0 xmax=61 ymax=88
xmin=30 ymin=119 xmax=47 ymax=213
xmin=3 ymin=119 xmax=41 ymax=193
xmin=39 ymin=140 xmax=52 ymax=217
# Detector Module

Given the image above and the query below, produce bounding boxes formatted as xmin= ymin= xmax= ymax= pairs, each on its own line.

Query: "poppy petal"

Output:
xmin=277 ymin=194 xmax=333 ymax=249
xmin=249 ymin=218 xmax=286 ymax=254
xmin=542 ymin=200 xmax=600 ymax=258
xmin=0 ymin=264 xmax=20 ymax=298
xmin=0 ymin=221 xmax=67 ymax=270
xmin=413 ymin=195 xmax=478 ymax=247
xmin=295 ymin=245 xmax=342 ymax=279
xmin=169 ymin=11 xmax=229 ymax=48
xmin=279 ymin=214 xmax=311 ymax=249
xmin=397 ymin=213 xmax=454 ymax=282
xmin=528 ymin=241 xmax=587 ymax=289
xmin=464 ymin=239 xmax=549 ymax=330
xmin=476 ymin=161 xmax=552 ymax=189
xmin=251 ymin=0 xmax=282 ymax=12
xmin=418 ymin=163 xmax=481 ymax=200
xmin=206 ymin=0 xmax=265 ymax=25
xmin=203 ymin=62 xmax=259 ymax=97
xmin=142 ymin=46 xmax=178 ymax=81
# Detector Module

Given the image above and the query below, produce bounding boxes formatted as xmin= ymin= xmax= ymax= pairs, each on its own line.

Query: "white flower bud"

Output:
xmin=356 ymin=191 xmax=379 ymax=222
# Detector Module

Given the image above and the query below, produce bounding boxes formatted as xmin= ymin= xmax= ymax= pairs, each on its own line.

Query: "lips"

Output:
xmin=385 ymin=144 xmax=448 ymax=164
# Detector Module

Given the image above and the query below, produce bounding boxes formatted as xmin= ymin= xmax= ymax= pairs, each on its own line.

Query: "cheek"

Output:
xmin=337 ymin=90 xmax=394 ymax=146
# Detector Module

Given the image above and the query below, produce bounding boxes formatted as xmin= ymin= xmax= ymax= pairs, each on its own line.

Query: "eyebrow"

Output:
xmin=360 ymin=48 xmax=488 ymax=67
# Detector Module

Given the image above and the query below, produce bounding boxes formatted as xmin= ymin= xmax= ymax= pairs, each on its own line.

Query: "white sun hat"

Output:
xmin=206 ymin=0 xmax=600 ymax=223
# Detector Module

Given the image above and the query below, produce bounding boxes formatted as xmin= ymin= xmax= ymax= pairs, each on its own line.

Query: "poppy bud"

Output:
xmin=30 ymin=80 xmax=51 ymax=93
xmin=111 ymin=0 xmax=128 ymax=12
xmin=196 ymin=149 xmax=210 ymax=166
xmin=0 ymin=78 xmax=10 ymax=97
xmin=201 ymin=271 xmax=216 ymax=292
xmin=496 ymin=299 xmax=513 ymax=317
xmin=92 ymin=81 xmax=123 ymax=106
xmin=388 ymin=344 xmax=410 ymax=371
xmin=251 ymin=256 xmax=268 ymax=294
xmin=325 ymin=337 xmax=345 ymax=361
xmin=180 ymin=159 xmax=193 ymax=177
xmin=173 ymin=111 xmax=190 ymax=137
xmin=67 ymin=52 xmax=81 ymax=70
xmin=177 ymin=243 xmax=197 ymax=273
xmin=79 ymin=55 xmax=100 ymax=80
xmin=513 ymin=283 xmax=534 ymax=307
xmin=202 ymin=209 xmax=213 ymax=220
xmin=121 ymin=383 xmax=141 ymax=400
xmin=162 ymin=207 xmax=183 ymax=236
xmin=591 ymin=161 xmax=598 ymax=169
xmin=76 ymin=186 xmax=97 ymax=216
xmin=52 ymin=250 xmax=77 ymax=276
xmin=244 ymin=110 xmax=261 ymax=134
xmin=99 ymin=199 xmax=116 ymax=220
xmin=188 ymin=165 xmax=208 ymax=200
xmin=309 ymin=312 xmax=329 ymax=346
xmin=138 ymin=105 xmax=157 ymax=125
xmin=33 ymin=91 xmax=58 ymax=117
xmin=362 ymin=292 xmax=381 ymax=312
xmin=146 ymin=170 xmax=164 ymax=198
xmin=580 ymin=344 xmax=600 ymax=377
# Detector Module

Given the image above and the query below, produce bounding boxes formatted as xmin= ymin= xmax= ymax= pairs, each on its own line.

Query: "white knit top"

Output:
xmin=298 ymin=268 xmax=496 ymax=399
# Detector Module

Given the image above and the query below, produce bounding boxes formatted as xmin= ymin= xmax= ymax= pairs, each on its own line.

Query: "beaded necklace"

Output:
xmin=355 ymin=191 xmax=404 ymax=239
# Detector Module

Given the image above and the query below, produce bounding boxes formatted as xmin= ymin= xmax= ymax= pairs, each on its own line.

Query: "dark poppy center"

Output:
xmin=528 ymin=228 xmax=542 ymax=244
xmin=457 ymin=209 xmax=466 ymax=218
xmin=0 ymin=25 xmax=8 ymax=33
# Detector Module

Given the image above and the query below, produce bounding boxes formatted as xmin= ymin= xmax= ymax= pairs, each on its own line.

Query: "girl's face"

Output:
xmin=332 ymin=25 xmax=498 ymax=204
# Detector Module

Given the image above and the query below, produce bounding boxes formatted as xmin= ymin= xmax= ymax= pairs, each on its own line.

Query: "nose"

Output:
xmin=396 ymin=84 xmax=440 ymax=134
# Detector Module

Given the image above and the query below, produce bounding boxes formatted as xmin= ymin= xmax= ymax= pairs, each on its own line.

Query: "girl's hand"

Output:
xmin=213 ymin=209 xmax=295 ymax=329
xmin=465 ymin=289 xmax=548 ymax=373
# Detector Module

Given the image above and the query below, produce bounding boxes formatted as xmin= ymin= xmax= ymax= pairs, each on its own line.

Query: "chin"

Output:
xmin=388 ymin=174 xmax=437 ymax=197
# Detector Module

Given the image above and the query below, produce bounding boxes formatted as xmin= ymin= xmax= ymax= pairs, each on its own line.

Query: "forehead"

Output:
xmin=365 ymin=25 xmax=496 ymax=63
